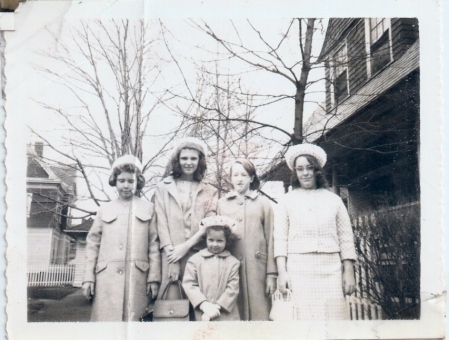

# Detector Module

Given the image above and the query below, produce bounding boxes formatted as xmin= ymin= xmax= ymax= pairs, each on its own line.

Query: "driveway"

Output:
xmin=28 ymin=287 xmax=92 ymax=322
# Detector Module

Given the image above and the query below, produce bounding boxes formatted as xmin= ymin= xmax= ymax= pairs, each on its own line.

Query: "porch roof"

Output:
xmin=306 ymin=39 xmax=419 ymax=143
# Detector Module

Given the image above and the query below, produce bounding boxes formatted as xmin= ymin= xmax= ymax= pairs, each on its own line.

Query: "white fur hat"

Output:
xmin=173 ymin=137 xmax=207 ymax=160
xmin=199 ymin=215 xmax=237 ymax=234
xmin=284 ymin=143 xmax=327 ymax=170
xmin=111 ymin=155 xmax=143 ymax=175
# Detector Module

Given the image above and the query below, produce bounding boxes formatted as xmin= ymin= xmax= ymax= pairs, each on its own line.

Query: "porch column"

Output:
xmin=332 ymin=166 xmax=340 ymax=195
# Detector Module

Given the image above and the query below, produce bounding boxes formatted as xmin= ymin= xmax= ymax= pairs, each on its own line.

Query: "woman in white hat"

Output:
xmin=82 ymin=155 xmax=161 ymax=321
xmin=274 ymin=144 xmax=357 ymax=320
xmin=154 ymin=137 xmax=218 ymax=300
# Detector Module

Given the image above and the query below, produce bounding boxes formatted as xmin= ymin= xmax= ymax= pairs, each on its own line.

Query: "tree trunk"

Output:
xmin=293 ymin=18 xmax=315 ymax=145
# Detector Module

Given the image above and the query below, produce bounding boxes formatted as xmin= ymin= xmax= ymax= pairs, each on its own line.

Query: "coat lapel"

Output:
xmin=163 ymin=176 xmax=183 ymax=209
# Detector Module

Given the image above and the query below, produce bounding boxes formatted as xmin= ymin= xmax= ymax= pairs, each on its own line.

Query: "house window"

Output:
xmin=330 ymin=43 xmax=349 ymax=107
xmin=365 ymin=18 xmax=393 ymax=77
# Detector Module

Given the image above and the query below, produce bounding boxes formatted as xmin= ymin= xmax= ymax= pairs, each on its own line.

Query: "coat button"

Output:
xmin=237 ymin=236 xmax=241 ymax=240
xmin=238 ymin=202 xmax=243 ymax=205
xmin=119 ymin=244 xmax=123 ymax=250
xmin=256 ymin=253 xmax=260 ymax=259
xmin=237 ymin=217 xmax=242 ymax=222
xmin=239 ymin=256 xmax=243 ymax=261
xmin=119 ymin=270 xmax=123 ymax=275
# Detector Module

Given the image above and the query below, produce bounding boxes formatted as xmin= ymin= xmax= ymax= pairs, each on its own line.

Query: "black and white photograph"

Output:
xmin=2 ymin=0 xmax=445 ymax=339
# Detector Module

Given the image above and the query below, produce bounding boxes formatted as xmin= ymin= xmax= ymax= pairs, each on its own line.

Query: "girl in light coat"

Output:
xmin=182 ymin=216 xmax=240 ymax=321
xmin=218 ymin=159 xmax=277 ymax=321
xmin=154 ymin=137 xmax=218 ymax=299
xmin=82 ymin=155 xmax=161 ymax=321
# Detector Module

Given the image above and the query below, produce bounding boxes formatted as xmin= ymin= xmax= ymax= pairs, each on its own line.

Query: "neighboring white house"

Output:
xmin=27 ymin=142 xmax=77 ymax=268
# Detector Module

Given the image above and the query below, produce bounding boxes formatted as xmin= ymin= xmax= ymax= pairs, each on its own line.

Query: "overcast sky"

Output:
xmin=6 ymin=1 xmax=328 ymax=218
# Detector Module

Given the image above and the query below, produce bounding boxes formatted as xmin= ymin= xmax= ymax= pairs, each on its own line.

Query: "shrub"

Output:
xmin=352 ymin=202 xmax=420 ymax=319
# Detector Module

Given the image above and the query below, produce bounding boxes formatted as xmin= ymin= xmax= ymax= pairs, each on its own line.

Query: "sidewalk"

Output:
xmin=28 ymin=288 xmax=92 ymax=322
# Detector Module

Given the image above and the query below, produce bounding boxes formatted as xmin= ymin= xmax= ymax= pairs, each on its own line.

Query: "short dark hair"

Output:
xmin=229 ymin=159 xmax=260 ymax=190
xmin=109 ymin=163 xmax=146 ymax=190
xmin=291 ymin=154 xmax=329 ymax=189
xmin=171 ymin=148 xmax=207 ymax=182
xmin=201 ymin=224 xmax=237 ymax=251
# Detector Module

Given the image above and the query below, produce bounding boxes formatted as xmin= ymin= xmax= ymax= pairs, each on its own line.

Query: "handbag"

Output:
xmin=269 ymin=289 xmax=296 ymax=321
xmin=153 ymin=280 xmax=190 ymax=322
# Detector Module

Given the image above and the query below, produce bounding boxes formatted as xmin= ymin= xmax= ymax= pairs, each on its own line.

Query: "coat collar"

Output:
xmin=225 ymin=190 xmax=259 ymax=200
xmin=162 ymin=176 xmax=208 ymax=208
xmin=163 ymin=176 xmax=208 ymax=191
xmin=199 ymin=248 xmax=231 ymax=258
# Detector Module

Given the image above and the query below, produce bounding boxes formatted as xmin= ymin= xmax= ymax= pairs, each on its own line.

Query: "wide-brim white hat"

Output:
xmin=284 ymin=143 xmax=327 ymax=170
xmin=110 ymin=155 xmax=143 ymax=175
xmin=199 ymin=215 xmax=237 ymax=234
xmin=172 ymin=137 xmax=207 ymax=160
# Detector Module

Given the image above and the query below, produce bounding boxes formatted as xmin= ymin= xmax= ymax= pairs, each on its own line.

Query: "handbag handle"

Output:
xmin=272 ymin=289 xmax=293 ymax=302
xmin=160 ymin=279 xmax=186 ymax=300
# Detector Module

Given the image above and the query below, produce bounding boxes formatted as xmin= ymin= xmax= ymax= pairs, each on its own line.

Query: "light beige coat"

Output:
xmin=154 ymin=176 xmax=218 ymax=296
xmin=83 ymin=197 xmax=161 ymax=321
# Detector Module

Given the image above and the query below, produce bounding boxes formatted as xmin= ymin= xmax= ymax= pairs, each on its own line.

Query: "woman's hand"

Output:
xmin=147 ymin=282 xmax=159 ymax=299
xmin=265 ymin=276 xmax=277 ymax=296
xmin=342 ymin=260 xmax=356 ymax=295
xmin=167 ymin=242 xmax=190 ymax=264
xmin=277 ymin=271 xmax=292 ymax=295
xmin=82 ymin=282 xmax=95 ymax=300
xmin=168 ymin=262 xmax=181 ymax=281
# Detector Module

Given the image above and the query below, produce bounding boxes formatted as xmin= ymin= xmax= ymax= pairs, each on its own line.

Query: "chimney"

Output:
xmin=34 ymin=142 xmax=44 ymax=158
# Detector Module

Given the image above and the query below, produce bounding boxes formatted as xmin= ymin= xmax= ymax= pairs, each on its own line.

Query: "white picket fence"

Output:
xmin=27 ymin=264 xmax=75 ymax=287
xmin=347 ymin=296 xmax=382 ymax=320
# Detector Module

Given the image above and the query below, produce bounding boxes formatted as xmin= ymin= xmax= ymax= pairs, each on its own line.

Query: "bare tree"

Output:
xmin=188 ymin=18 xmax=320 ymax=146
xmin=158 ymin=21 xmax=280 ymax=193
xmin=30 ymin=19 xmax=184 ymax=214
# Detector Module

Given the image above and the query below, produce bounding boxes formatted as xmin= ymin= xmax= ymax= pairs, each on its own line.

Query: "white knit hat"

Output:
xmin=111 ymin=155 xmax=143 ymax=175
xmin=199 ymin=215 xmax=237 ymax=234
xmin=284 ymin=143 xmax=327 ymax=170
xmin=172 ymin=137 xmax=207 ymax=160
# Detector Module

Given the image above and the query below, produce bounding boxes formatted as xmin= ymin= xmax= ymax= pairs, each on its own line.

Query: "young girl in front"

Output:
xmin=181 ymin=159 xmax=277 ymax=320
xmin=82 ymin=155 xmax=161 ymax=322
xmin=182 ymin=216 xmax=240 ymax=321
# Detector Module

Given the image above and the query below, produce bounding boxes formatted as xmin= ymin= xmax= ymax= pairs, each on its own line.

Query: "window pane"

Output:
xmin=371 ymin=31 xmax=391 ymax=74
xmin=370 ymin=18 xmax=387 ymax=44
xmin=335 ymin=71 xmax=348 ymax=105
xmin=377 ymin=23 xmax=383 ymax=40
xmin=371 ymin=28 xmax=377 ymax=42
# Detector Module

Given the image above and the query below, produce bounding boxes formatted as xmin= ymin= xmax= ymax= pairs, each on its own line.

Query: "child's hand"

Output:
xmin=82 ymin=282 xmax=95 ymax=300
xmin=167 ymin=242 xmax=190 ymax=264
xmin=168 ymin=262 xmax=180 ymax=281
xmin=200 ymin=301 xmax=221 ymax=320
xmin=265 ymin=276 xmax=276 ymax=296
xmin=147 ymin=282 xmax=159 ymax=299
